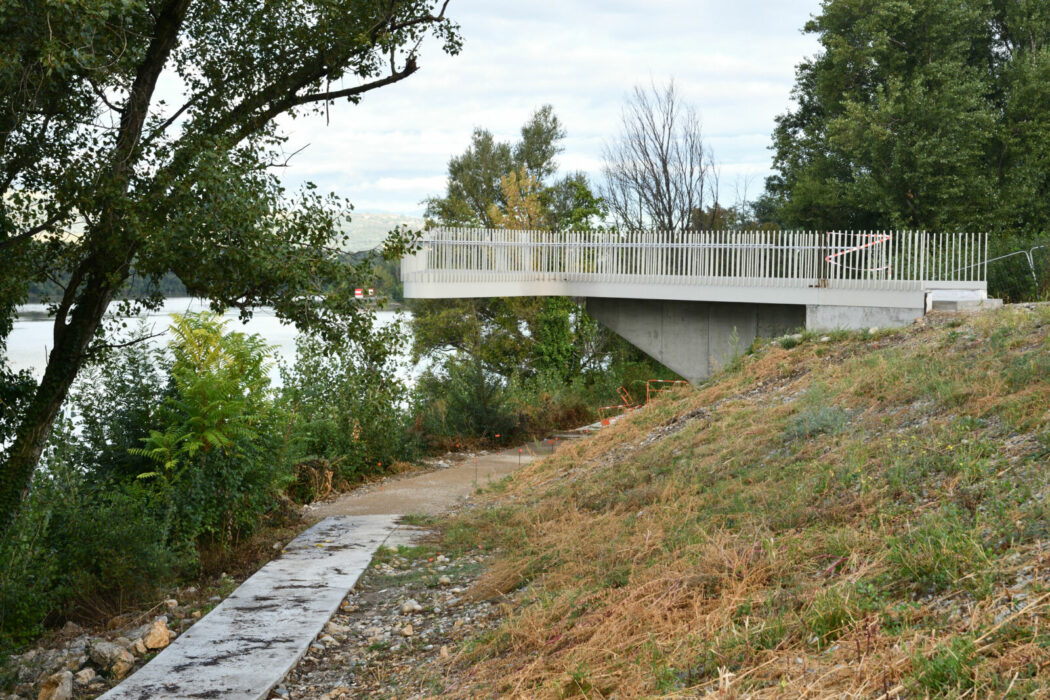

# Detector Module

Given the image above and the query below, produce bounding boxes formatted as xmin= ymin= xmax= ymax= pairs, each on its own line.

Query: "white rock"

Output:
xmin=325 ymin=622 xmax=350 ymax=636
xmin=819 ymin=336 xmax=830 ymax=343
xmin=143 ymin=618 xmax=170 ymax=650
xmin=400 ymin=624 xmax=414 ymax=637
xmin=319 ymin=634 xmax=338 ymax=646
xmin=400 ymin=599 xmax=423 ymax=614
xmin=163 ymin=598 xmax=178 ymax=610
xmin=73 ymin=667 xmax=96 ymax=684
xmin=129 ymin=638 xmax=148 ymax=656
xmin=438 ymin=575 xmax=452 ymax=586
xmin=37 ymin=670 xmax=73 ymax=700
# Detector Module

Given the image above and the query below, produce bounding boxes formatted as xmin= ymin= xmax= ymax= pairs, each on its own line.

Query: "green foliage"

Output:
xmin=765 ymin=0 xmax=1050 ymax=299
xmin=1 ymin=0 xmax=459 ymax=534
xmin=0 ymin=310 xmax=306 ymax=647
xmin=783 ymin=387 xmax=851 ymax=441
xmin=413 ymin=108 xmax=670 ymax=441
xmin=887 ymin=505 xmax=994 ymax=596
xmin=281 ymin=320 xmax=418 ymax=480
xmin=414 ymin=356 xmax=517 ymax=441
xmin=133 ymin=312 xmax=290 ymax=547
xmin=804 ymin=588 xmax=855 ymax=649
xmin=908 ymin=635 xmax=979 ymax=694
xmin=784 ymin=405 xmax=851 ymax=441
xmin=64 ymin=330 xmax=168 ymax=483
xmin=0 ymin=424 xmax=186 ymax=648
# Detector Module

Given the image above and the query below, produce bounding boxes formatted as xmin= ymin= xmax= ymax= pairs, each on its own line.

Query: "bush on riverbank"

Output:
xmin=0 ymin=310 xmax=431 ymax=650
xmin=0 ymin=313 xmax=294 ymax=646
xmin=280 ymin=319 xmax=419 ymax=484
xmin=411 ymin=333 xmax=675 ymax=449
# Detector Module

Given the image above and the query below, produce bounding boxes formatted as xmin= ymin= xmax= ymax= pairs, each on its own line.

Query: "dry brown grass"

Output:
xmin=427 ymin=306 xmax=1050 ymax=698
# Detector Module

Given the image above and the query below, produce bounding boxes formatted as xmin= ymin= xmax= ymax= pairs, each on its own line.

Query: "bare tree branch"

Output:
xmin=600 ymin=79 xmax=715 ymax=234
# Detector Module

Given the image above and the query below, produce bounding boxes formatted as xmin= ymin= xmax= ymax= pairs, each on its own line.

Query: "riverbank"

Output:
xmin=1 ymin=441 xmax=547 ymax=699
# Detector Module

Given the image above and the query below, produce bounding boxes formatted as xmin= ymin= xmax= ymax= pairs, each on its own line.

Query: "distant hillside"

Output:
xmin=341 ymin=212 xmax=425 ymax=253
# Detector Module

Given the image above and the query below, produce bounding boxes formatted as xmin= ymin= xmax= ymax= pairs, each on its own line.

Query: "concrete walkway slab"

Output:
xmin=100 ymin=515 xmax=397 ymax=700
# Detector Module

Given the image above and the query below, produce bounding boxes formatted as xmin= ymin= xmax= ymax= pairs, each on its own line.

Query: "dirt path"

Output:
xmin=304 ymin=438 xmax=570 ymax=521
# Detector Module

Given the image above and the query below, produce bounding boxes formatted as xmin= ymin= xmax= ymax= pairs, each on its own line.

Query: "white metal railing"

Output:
xmin=403 ymin=228 xmax=988 ymax=293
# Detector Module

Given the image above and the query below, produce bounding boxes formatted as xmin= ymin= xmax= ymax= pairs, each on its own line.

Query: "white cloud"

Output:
xmin=278 ymin=0 xmax=823 ymax=216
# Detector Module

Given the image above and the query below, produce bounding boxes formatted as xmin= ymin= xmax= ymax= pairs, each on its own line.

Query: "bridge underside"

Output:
xmin=585 ymin=299 xmax=804 ymax=383
xmin=583 ymin=298 xmax=927 ymax=382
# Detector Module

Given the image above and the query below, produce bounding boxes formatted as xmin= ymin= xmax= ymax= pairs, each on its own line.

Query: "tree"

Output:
xmin=415 ymin=107 xmax=606 ymax=382
xmin=601 ymin=80 xmax=717 ymax=232
xmin=0 ymin=0 xmax=460 ymax=530
xmin=424 ymin=105 xmax=568 ymax=227
xmin=763 ymin=0 xmax=1050 ymax=298
xmin=412 ymin=108 xmax=614 ymax=439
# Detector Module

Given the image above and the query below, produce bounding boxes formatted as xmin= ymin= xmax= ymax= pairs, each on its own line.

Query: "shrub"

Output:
xmin=0 ymin=437 xmax=186 ymax=647
xmin=412 ymin=355 xmax=517 ymax=444
xmin=281 ymin=318 xmax=418 ymax=480
xmin=134 ymin=312 xmax=292 ymax=548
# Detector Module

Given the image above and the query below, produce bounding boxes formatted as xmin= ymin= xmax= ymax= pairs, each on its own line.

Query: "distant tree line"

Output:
xmin=27 ymin=272 xmax=188 ymax=304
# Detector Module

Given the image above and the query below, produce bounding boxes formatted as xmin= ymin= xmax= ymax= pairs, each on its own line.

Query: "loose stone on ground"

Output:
xmin=275 ymin=542 xmax=503 ymax=699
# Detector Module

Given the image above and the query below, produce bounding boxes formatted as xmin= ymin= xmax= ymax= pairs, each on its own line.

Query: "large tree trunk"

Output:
xmin=0 ymin=0 xmax=190 ymax=533
xmin=0 ymin=270 xmax=121 ymax=532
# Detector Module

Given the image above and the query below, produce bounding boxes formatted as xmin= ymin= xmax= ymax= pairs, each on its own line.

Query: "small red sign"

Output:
xmin=354 ymin=288 xmax=363 ymax=298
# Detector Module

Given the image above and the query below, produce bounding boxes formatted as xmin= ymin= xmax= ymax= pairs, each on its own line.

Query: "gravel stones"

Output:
xmin=142 ymin=618 xmax=170 ymax=650
xmin=276 ymin=548 xmax=499 ymax=698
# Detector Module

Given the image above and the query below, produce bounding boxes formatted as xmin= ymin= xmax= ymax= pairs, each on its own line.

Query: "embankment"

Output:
xmin=423 ymin=304 xmax=1050 ymax=697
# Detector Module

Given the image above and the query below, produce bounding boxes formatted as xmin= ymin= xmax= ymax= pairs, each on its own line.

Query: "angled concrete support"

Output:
xmin=584 ymin=298 xmax=805 ymax=383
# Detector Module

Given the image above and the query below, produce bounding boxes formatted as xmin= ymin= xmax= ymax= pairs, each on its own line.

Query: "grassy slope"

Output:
xmin=433 ymin=305 xmax=1050 ymax=698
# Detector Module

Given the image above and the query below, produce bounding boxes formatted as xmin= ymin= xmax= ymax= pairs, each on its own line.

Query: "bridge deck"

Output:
xmin=402 ymin=229 xmax=987 ymax=308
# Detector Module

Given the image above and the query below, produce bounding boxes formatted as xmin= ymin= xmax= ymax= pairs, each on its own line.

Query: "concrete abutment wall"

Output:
xmin=584 ymin=298 xmax=806 ymax=384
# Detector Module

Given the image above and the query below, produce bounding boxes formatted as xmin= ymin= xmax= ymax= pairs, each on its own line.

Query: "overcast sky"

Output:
xmin=277 ymin=0 xmax=824 ymax=217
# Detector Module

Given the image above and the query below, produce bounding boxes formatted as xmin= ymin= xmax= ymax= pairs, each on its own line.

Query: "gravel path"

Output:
xmin=305 ymin=442 xmax=549 ymax=520
xmin=274 ymin=437 xmax=589 ymax=699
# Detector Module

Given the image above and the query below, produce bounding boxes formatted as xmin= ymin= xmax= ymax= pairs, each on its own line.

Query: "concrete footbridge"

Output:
xmin=402 ymin=228 xmax=990 ymax=381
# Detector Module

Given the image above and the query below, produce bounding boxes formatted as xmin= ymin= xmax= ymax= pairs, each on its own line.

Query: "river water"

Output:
xmin=7 ymin=298 xmax=413 ymax=385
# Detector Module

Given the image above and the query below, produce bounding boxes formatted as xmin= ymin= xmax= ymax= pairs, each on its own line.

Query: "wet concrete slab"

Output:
xmin=99 ymin=515 xmax=397 ymax=700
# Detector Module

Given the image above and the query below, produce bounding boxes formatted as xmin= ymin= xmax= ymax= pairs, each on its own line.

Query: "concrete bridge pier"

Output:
xmin=584 ymin=298 xmax=806 ymax=384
